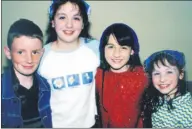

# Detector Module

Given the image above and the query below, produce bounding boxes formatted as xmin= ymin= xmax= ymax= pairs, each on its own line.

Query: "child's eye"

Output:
xmin=121 ymin=46 xmax=128 ymax=50
xmin=17 ymin=51 xmax=23 ymax=54
xmin=74 ymin=17 xmax=81 ymax=21
xmin=106 ymin=45 xmax=114 ymax=49
xmin=59 ymin=16 xmax=65 ymax=20
xmin=32 ymin=51 xmax=40 ymax=55
xmin=167 ymin=71 xmax=173 ymax=74
xmin=153 ymin=72 xmax=160 ymax=76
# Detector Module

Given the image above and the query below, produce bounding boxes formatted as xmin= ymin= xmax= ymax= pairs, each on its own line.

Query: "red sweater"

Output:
xmin=96 ymin=66 xmax=148 ymax=128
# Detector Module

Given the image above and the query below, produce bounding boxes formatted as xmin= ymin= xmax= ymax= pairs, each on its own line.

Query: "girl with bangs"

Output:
xmin=96 ymin=23 xmax=148 ymax=127
xmin=141 ymin=50 xmax=192 ymax=128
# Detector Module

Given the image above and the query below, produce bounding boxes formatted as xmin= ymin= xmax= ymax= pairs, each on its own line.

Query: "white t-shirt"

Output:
xmin=38 ymin=38 xmax=100 ymax=128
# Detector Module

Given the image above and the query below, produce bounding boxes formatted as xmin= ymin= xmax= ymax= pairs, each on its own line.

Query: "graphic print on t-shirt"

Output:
xmin=51 ymin=71 xmax=93 ymax=90
xmin=52 ymin=76 xmax=65 ymax=89
xmin=82 ymin=72 xmax=93 ymax=84
xmin=67 ymin=74 xmax=80 ymax=87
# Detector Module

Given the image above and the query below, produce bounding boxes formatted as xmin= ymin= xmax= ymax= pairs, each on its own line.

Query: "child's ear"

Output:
xmin=131 ymin=50 xmax=134 ymax=55
xmin=179 ymin=70 xmax=184 ymax=80
xmin=4 ymin=46 xmax=12 ymax=60
xmin=51 ymin=20 xmax=55 ymax=28
xmin=40 ymin=48 xmax=45 ymax=56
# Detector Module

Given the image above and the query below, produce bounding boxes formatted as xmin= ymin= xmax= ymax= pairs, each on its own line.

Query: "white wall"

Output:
xmin=2 ymin=1 xmax=192 ymax=80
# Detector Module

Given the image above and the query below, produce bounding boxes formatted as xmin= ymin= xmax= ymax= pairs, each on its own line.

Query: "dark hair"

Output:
xmin=141 ymin=50 xmax=187 ymax=127
xmin=46 ymin=0 xmax=92 ymax=44
xmin=7 ymin=19 xmax=43 ymax=49
xmin=99 ymin=23 xmax=142 ymax=71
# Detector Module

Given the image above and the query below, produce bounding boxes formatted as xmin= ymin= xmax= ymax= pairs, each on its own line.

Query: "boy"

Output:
xmin=1 ymin=19 xmax=52 ymax=128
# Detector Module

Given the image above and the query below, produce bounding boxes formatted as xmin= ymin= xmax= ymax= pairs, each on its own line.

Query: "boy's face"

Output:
xmin=152 ymin=59 xmax=184 ymax=98
xmin=4 ymin=36 xmax=44 ymax=76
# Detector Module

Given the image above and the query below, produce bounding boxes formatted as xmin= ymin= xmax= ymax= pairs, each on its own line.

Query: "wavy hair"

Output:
xmin=46 ymin=0 xmax=92 ymax=44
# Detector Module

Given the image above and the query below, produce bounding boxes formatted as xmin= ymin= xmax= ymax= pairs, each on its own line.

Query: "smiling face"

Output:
xmin=4 ymin=36 xmax=44 ymax=77
xmin=104 ymin=34 xmax=133 ymax=73
xmin=152 ymin=59 xmax=184 ymax=97
xmin=52 ymin=2 xmax=83 ymax=44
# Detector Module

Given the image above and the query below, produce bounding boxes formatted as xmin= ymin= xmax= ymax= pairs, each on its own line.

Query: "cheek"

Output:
xmin=152 ymin=79 xmax=160 ymax=90
xmin=54 ymin=20 xmax=65 ymax=30
xmin=32 ymin=55 xmax=42 ymax=62
xmin=124 ymin=52 xmax=131 ymax=61
xmin=152 ymin=76 xmax=158 ymax=85
xmin=172 ymin=75 xmax=179 ymax=85
xmin=104 ymin=49 xmax=112 ymax=59
xmin=11 ymin=54 xmax=25 ymax=63
xmin=73 ymin=21 xmax=83 ymax=29
xmin=55 ymin=24 xmax=64 ymax=31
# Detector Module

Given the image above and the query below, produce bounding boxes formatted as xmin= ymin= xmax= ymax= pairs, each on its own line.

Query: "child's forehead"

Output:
xmin=153 ymin=60 xmax=176 ymax=70
xmin=57 ymin=2 xmax=80 ymax=13
xmin=11 ymin=36 xmax=42 ymax=49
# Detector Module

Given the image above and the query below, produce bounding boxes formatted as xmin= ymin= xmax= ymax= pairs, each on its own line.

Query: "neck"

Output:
xmin=166 ymin=90 xmax=179 ymax=100
xmin=14 ymin=69 xmax=34 ymax=89
xmin=52 ymin=38 xmax=80 ymax=51
xmin=110 ymin=65 xmax=130 ymax=73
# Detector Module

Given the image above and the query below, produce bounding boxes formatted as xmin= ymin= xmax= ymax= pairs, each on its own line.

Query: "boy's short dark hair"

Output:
xmin=7 ymin=18 xmax=43 ymax=49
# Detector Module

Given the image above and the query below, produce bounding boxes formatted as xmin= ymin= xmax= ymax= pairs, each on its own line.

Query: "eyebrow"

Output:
xmin=33 ymin=49 xmax=43 ymax=51
xmin=56 ymin=12 xmax=66 ymax=16
xmin=56 ymin=12 xmax=81 ymax=16
xmin=12 ymin=48 xmax=42 ymax=51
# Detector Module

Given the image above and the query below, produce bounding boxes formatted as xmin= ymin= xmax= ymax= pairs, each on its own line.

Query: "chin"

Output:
xmin=159 ymin=90 xmax=170 ymax=95
xmin=110 ymin=64 xmax=122 ymax=69
xmin=23 ymin=71 xmax=34 ymax=75
xmin=20 ymin=70 xmax=36 ymax=76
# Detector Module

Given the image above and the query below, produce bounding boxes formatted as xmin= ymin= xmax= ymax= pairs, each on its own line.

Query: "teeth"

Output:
xmin=159 ymin=84 xmax=169 ymax=89
xmin=63 ymin=30 xmax=73 ymax=35
xmin=112 ymin=59 xmax=122 ymax=62
xmin=160 ymin=84 xmax=168 ymax=86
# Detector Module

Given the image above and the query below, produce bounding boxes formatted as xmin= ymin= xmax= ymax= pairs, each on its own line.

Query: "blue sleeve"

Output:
xmin=86 ymin=39 xmax=100 ymax=59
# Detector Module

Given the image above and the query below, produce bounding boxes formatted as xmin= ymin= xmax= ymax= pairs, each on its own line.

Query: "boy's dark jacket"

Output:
xmin=1 ymin=67 xmax=52 ymax=128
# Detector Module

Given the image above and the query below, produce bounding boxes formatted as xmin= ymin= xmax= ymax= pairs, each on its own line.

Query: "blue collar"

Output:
xmin=2 ymin=67 xmax=50 ymax=99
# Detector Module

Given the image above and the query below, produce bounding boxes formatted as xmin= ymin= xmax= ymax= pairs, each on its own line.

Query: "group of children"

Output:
xmin=2 ymin=0 xmax=192 ymax=128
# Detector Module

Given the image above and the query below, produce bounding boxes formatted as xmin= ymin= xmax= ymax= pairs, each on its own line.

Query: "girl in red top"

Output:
xmin=96 ymin=23 xmax=148 ymax=127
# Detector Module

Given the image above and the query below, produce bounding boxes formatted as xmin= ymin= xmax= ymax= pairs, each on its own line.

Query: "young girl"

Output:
xmin=96 ymin=23 xmax=148 ymax=127
xmin=141 ymin=50 xmax=192 ymax=128
xmin=38 ymin=0 xmax=100 ymax=128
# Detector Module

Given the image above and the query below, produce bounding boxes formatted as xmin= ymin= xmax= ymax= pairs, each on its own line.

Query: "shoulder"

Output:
xmin=96 ymin=68 xmax=103 ymax=77
xmin=36 ymin=73 xmax=46 ymax=80
xmin=40 ymin=43 xmax=52 ymax=61
xmin=1 ymin=68 xmax=11 ymax=82
xmin=43 ymin=43 xmax=52 ymax=51
xmin=133 ymin=66 xmax=145 ymax=72
xmin=131 ymin=66 xmax=148 ymax=86
xmin=96 ymin=68 xmax=104 ymax=89
xmin=174 ymin=93 xmax=192 ymax=126
xmin=35 ymin=73 xmax=50 ymax=90
xmin=38 ymin=43 xmax=52 ymax=71
xmin=172 ymin=92 xmax=192 ymax=117
xmin=82 ymin=37 xmax=99 ymax=44
xmin=132 ymin=66 xmax=147 ymax=78
xmin=80 ymin=37 xmax=100 ymax=57
xmin=177 ymin=92 xmax=192 ymax=105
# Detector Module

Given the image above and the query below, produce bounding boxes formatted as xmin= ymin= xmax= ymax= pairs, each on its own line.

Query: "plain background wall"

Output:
xmin=2 ymin=1 xmax=192 ymax=80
